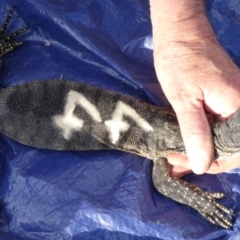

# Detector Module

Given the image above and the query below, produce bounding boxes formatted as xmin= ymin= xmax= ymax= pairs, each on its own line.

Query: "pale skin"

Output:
xmin=149 ymin=0 xmax=240 ymax=177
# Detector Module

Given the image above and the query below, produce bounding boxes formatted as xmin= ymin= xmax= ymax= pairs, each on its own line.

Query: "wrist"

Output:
xmin=150 ymin=0 xmax=216 ymax=49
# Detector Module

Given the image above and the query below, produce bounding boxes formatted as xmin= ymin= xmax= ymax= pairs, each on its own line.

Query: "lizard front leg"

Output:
xmin=152 ymin=157 xmax=233 ymax=228
xmin=0 ymin=7 xmax=27 ymax=60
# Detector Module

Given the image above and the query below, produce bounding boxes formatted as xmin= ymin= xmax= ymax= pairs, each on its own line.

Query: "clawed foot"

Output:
xmin=0 ymin=7 xmax=27 ymax=58
xmin=176 ymin=179 xmax=233 ymax=228
xmin=152 ymin=157 xmax=234 ymax=228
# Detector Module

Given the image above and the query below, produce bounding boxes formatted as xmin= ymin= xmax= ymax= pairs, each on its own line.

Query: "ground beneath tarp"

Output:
xmin=0 ymin=0 xmax=240 ymax=239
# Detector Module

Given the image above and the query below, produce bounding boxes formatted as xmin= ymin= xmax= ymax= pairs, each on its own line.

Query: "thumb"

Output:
xmin=173 ymin=103 xmax=214 ymax=174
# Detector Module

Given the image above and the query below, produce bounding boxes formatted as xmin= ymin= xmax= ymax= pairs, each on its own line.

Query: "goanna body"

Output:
xmin=0 ymin=79 xmax=237 ymax=161
xmin=0 ymin=7 xmax=237 ymax=229
xmin=0 ymin=80 xmax=185 ymax=158
xmin=0 ymin=79 xmax=235 ymax=229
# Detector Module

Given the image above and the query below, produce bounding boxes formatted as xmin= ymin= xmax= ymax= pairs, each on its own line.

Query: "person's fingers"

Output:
xmin=206 ymin=156 xmax=240 ymax=174
xmin=174 ymin=103 xmax=214 ymax=174
xmin=171 ymin=165 xmax=192 ymax=178
xmin=168 ymin=153 xmax=192 ymax=178
xmin=168 ymin=153 xmax=240 ymax=176
xmin=168 ymin=152 xmax=189 ymax=167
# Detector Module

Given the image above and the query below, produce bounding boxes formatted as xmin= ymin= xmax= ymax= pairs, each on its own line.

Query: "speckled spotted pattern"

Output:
xmin=0 ymin=8 xmax=237 ymax=229
xmin=0 ymin=7 xmax=27 ymax=65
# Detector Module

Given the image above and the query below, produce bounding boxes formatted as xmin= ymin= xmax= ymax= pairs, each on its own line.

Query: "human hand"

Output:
xmin=168 ymin=153 xmax=240 ymax=178
xmin=150 ymin=0 xmax=240 ymax=175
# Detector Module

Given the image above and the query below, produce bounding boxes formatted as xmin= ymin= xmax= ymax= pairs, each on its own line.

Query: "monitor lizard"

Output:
xmin=0 ymin=7 xmax=238 ymax=229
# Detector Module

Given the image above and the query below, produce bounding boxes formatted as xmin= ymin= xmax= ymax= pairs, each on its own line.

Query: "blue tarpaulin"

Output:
xmin=0 ymin=0 xmax=240 ymax=239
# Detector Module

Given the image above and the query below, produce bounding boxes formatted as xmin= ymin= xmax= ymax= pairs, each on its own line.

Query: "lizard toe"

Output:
xmin=201 ymin=211 xmax=232 ymax=229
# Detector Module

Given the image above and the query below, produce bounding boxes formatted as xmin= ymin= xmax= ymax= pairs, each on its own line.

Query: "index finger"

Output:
xmin=174 ymin=105 xmax=214 ymax=174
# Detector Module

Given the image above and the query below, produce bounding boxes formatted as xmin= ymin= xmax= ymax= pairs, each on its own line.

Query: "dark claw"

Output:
xmin=0 ymin=7 xmax=14 ymax=36
xmin=203 ymin=212 xmax=232 ymax=229
xmin=205 ymin=192 xmax=226 ymax=199
xmin=8 ymin=27 xmax=28 ymax=40
xmin=0 ymin=7 xmax=27 ymax=58
xmin=152 ymin=157 xmax=234 ymax=229
xmin=9 ymin=41 xmax=24 ymax=48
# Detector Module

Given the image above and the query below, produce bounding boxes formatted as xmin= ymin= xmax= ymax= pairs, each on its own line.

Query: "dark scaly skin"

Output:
xmin=0 ymin=79 xmax=235 ymax=229
xmin=0 ymin=8 xmax=237 ymax=229
xmin=0 ymin=7 xmax=27 ymax=66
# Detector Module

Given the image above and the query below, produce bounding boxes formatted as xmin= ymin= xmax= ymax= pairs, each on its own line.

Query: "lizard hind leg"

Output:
xmin=152 ymin=157 xmax=233 ymax=229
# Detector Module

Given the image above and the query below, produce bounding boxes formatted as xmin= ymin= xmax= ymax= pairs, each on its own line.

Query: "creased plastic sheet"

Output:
xmin=0 ymin=0 xmax=239 ymax=239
